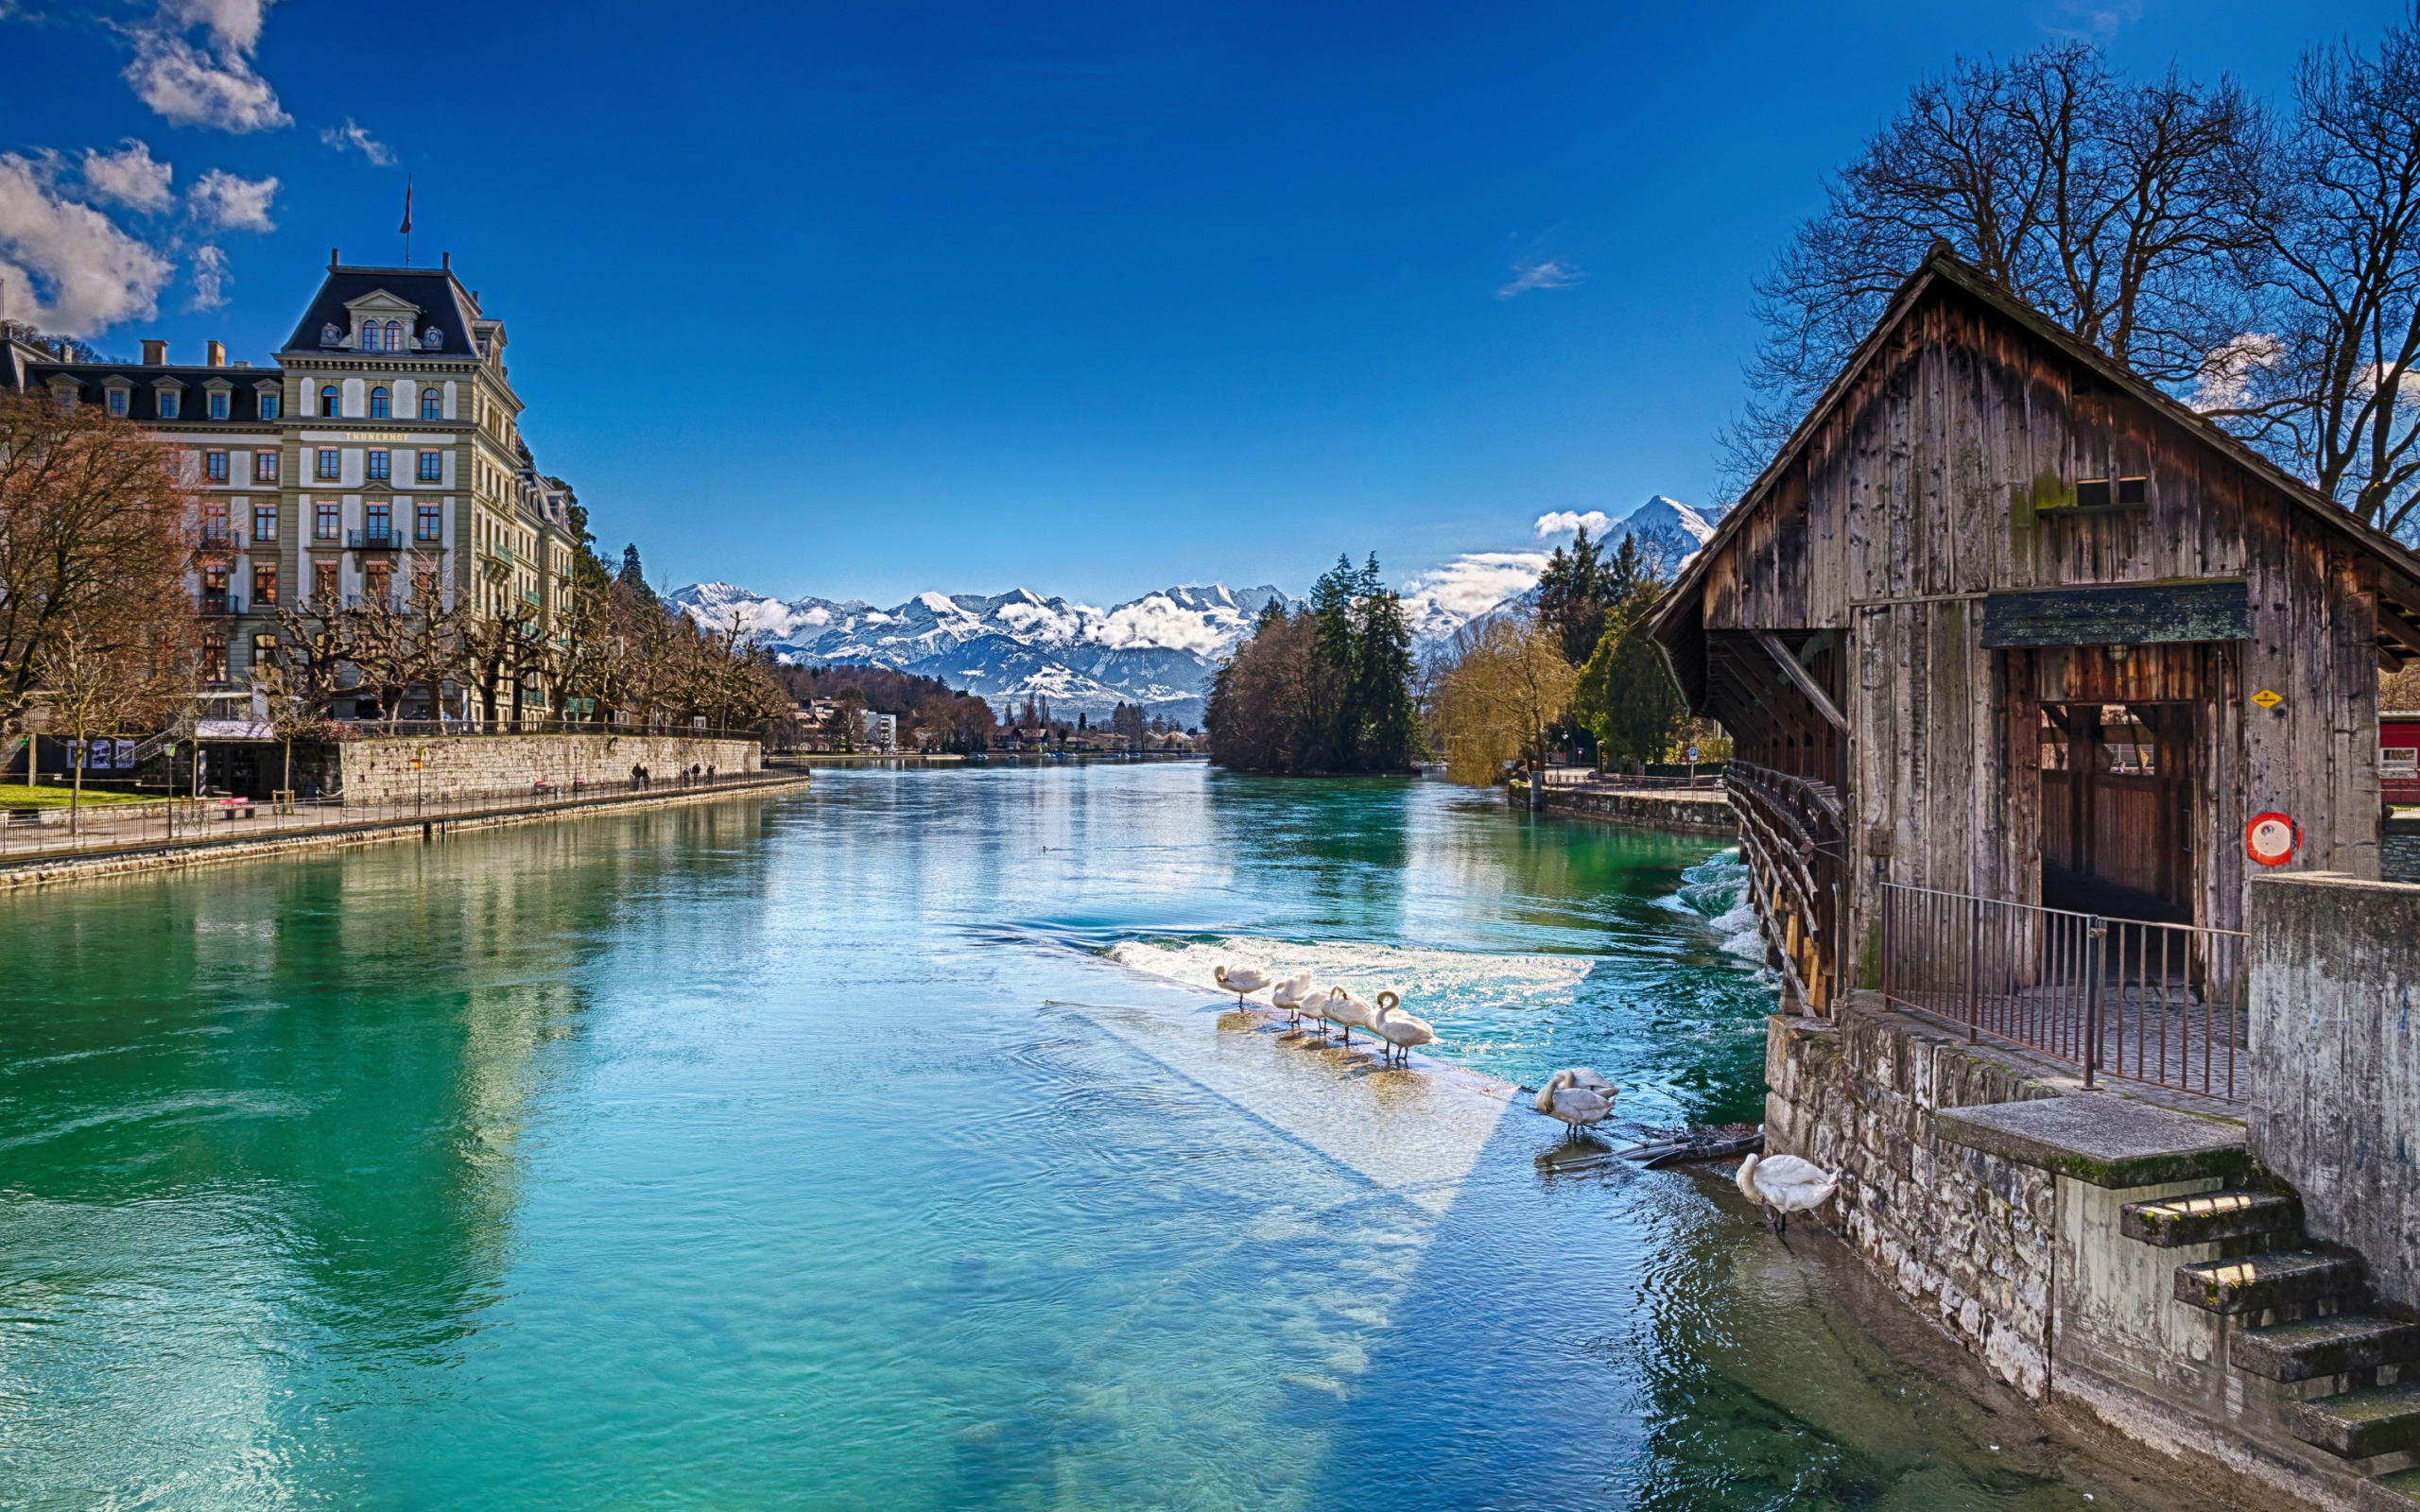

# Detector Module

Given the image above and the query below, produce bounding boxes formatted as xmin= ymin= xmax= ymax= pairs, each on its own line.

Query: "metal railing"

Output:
xmin=0 ymin=767 xmax=800 ymax=862
xmin=1879 ymin=881 xmax=2247 ymax=1101
xmin=348 ymin=527 xmax=406 ymax=550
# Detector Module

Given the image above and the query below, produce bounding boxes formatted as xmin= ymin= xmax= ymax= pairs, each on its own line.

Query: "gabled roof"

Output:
xmin=280 ymin=265 xmax=480 ymax=355
xmin=1649 ymin=244 xmax=2420 ymax=652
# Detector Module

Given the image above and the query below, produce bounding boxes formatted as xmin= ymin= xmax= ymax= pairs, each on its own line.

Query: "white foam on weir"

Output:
xmin=1104 ymin=936 xmax=1592 ymax=1015
xmin=1057 ymin=984 xmax=1522 ymax=1218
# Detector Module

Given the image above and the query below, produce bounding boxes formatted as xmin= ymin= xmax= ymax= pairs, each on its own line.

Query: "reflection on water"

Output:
xmin=0 ymin=767 xmax=2164 ymax=1508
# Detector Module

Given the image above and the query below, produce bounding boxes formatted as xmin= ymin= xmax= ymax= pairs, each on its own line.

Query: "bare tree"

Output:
xmin=2204 ymin=17 xmax=2420 ymax=535
xmin=0 ymin=390 xmax=199 ymax=729
xmin=38 ymin=616 xmax=188 ymax=833
xmin=1728 ymin=42 xmax=2269 ymax=481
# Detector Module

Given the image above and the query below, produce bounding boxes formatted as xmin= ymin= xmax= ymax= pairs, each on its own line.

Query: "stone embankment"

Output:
xmin=341 ymin=734 xmax=759 ymax=804
xmin=0 ymin=772 xmax=806 ymax=892
xmin=1512 ymin=778 xmax=1737 ymax=834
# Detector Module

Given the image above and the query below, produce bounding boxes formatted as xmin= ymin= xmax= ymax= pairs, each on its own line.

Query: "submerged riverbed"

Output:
xmin=1 ymin=765 xmax=2170 ymax=1508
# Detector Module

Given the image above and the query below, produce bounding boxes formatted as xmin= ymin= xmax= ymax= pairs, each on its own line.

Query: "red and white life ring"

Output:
xmin=2246 ymin=812 xmax=2300 ymax=867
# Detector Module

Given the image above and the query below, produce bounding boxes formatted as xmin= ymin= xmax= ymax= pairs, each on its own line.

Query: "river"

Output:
xmin=0 ymin=764 xmax=2169 ymax=1508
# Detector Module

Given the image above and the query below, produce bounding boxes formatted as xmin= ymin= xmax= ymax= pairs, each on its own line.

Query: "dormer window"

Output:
xmin=107 ymin=389 xmax=128 ymax=417
xmin=386 ymin=320 xmax=403 ymax=351
xmin=258 ymin=389 xmax=280 ymax=420
xmin=370 ymin=386 xmax=390 ymax=420
xmin=208 ymin=390 xmax=230 ymax=421
xmin=159 ymin=390 xmax=181 ymax=420
xmin=320 ymin=386 xmax=339 ymax=418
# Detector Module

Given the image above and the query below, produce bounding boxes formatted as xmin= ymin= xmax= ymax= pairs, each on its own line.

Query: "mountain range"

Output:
xmin=669 ymin=582 xmax=1290 ymax=726
xmin=670 ymin=494 xmax=1726 ymax=726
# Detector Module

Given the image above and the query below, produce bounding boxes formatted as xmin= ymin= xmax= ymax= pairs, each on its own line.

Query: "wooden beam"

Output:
xmin=1755 ymin=631 xmax=1849 ymax=733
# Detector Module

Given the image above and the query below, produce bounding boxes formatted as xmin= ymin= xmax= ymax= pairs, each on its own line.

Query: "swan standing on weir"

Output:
xmin=1269 ymin=972 xmax=1318 ymax=1026
xmin=1534 ymin=1069 xmax=1615 ymax=1136
xmin=1734 ymin=1153 xmax=1841 ymax=1233
xmin=1372 ymin=993 xmax=1433 ymax=1068
xmin=1324 ymin=988 xmax=1381 ymax=1048
xmin=1214 ymin=964 xmax=1273 ymax=1007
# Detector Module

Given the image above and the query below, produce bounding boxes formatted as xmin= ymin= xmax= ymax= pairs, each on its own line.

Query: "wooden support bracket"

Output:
xmin=1755 ymin=631 xmax=1849 ymax=733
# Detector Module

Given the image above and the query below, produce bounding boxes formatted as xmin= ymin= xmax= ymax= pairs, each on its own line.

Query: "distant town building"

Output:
xmin=2 ymin=249 xmax=576 ymax=715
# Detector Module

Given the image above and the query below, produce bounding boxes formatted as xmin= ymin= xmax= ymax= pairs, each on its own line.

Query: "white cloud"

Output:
xmin=188 ymin=244 xmax=229 ymax=311
xmin=187 ymin=167 xmax=276 ymax=232
xmin=320 ymin=119 xmax=395 ymax=167
xmin=2188 ymin=332 xmax=2282 ymax=413
xmin=124 ymin=0 xmax=289 ymax=133
xmin=0 ymin=152 xmax=175 ymax=335
xmin=79 ymin=140 xmax=175 ymax=214
xmin=1400 ymin=551 xmax=1552 ymax=638
xmin=1533 ymin=509 xmax=1612 ymax=538
xmin=1496 ymin=258 xmax=1583 ymax=300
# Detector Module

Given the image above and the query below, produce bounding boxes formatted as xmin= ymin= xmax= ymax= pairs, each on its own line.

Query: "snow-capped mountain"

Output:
xmin=1400 ymin=494 xmax=1728 ymax=655
xmin=1609 ymin=494 xmax=1724 ymax=553
xmin=668 ymin=582 xmax=1290 ymax=726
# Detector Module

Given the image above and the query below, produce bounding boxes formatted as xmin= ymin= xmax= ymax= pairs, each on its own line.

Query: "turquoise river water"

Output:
xmin=0 ymin=765 xmax=2174 ymax=1509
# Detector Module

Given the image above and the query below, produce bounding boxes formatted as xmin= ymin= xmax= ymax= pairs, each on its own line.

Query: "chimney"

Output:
xmin=441 ymin=251 xmax=451 ymax=269
xmin=141 ymin=339 xmax=166 ymax=366
xmin=330 ymin=247 xmax=340 ymax=268
xmin=205 ymin=340 xmax=225 ymax=368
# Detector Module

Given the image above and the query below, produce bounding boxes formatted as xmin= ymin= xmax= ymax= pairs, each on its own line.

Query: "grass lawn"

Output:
xmin=1 ymin=782 xmax=162 ymax=809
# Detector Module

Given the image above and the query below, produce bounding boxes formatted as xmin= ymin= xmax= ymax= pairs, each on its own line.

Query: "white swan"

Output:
xmin=1533 ymin=1068 xmax=1613 ymax=1136
xmin=1214 ymin=964 xmax=1273 ymax=1007
xmin=1734 ymin=1152 xmax=1841 ymax=1233
xmin=1324 ymin=987 xmax=1381 ymax=1048
xmin=1562 ymin=1068 xmax=1616 ymax=1094
xmin=1269 ymin=971 xmax=1318 ymax=1026
xmin=1372 ymin=992 xmax=1433 ymax=1068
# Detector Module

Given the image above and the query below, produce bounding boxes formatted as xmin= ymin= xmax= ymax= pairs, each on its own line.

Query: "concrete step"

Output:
xmin=2374 ymin=1465 xmax=2420 ymax=1504
xmin=2232 ymin=1314 xmax=2420 ymax=1382
xmin=2288 ymin=1383 xmax=2420 ymax=1459
xmin=2121 ymin=1191 xmax=2300 ymax=1247
xmin=2173 ymin=1251 xmax=2362 ymax=1314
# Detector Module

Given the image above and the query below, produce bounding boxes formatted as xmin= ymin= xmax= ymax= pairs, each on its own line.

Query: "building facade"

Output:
xmin=3 ymin=249 xmax=577 ymax=716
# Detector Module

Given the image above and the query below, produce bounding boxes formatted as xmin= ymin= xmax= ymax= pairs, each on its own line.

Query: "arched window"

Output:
xmin=421 ymin=389 xmax=442 ymax=421
xmin=385 ymin=320 xmax=403 ymax=351
xmin=320 ymin=385 xmax=339 ymax=418
xmin=370 ymin=387 xmax=390 ymax=420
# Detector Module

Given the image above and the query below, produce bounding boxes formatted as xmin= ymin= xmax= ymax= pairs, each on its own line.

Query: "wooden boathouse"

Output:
xmin=1650 ymin=244 xmax=2420 ymax=1089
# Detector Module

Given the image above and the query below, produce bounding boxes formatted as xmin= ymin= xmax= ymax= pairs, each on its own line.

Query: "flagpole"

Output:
xmin=400 ymin=177 xmax=414 ymax=266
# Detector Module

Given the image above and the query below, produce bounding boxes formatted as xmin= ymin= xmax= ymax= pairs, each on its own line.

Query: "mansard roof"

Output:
xmin=279 ymin=264 xmax=482 ymax=356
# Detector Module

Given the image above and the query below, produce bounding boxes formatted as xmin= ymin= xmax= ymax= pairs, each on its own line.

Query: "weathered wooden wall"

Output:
xmin=1693 ymin=281 xmax=2384 ymax=980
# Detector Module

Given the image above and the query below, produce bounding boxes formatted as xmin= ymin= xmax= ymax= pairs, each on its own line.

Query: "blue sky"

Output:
xmin=0 ymin=0 xmax=2404 ymax=608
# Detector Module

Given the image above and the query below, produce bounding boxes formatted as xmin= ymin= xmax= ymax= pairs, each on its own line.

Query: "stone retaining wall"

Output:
xmin=1530 ymin=783 xmax=1737 ymax=834
xmin=1765 ymin=1002 xmax=2064 ymax=1399
xmin=340 ymin=734 xmax=759 ymax=805
xmin=2247 ymin=870 xmax=2420 ymax=1313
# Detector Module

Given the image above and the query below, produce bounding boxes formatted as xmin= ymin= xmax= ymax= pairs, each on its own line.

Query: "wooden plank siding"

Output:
xmin=1662 ymin=255 xmax=2420 ymax=995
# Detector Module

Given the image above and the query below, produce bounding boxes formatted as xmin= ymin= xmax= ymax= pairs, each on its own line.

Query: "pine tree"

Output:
xmin=617 ymin=544 xmax=656 ymax=608
xmin=1534 ymin=524 xmax=1613 ymax=666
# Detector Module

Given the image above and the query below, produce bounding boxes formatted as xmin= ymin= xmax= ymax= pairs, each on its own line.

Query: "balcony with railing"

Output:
xmin=348 ymin=527 xmax=406 ymax=551
xmin=1877 ymin=881 xmax=2248 ymax=1103
xmin=198 ymin=593 xmax=245 ymax=617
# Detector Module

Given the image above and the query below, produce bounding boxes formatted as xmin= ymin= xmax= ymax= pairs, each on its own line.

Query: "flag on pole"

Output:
xmin=399 ymin=178 xmax=413 ymax=235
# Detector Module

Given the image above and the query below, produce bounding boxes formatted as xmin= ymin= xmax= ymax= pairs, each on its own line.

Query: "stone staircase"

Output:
xmin=2126 ymin=1189 xmax=2420 ymax=1503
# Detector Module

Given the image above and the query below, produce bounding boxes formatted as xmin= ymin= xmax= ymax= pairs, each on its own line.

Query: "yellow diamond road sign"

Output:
xmin=2252 ymin=688 xmax=2284 ymax=710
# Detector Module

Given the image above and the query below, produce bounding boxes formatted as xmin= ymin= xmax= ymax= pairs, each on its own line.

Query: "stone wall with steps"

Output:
xmin=1770 ymin=993 xmax=2420 ymax=1509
